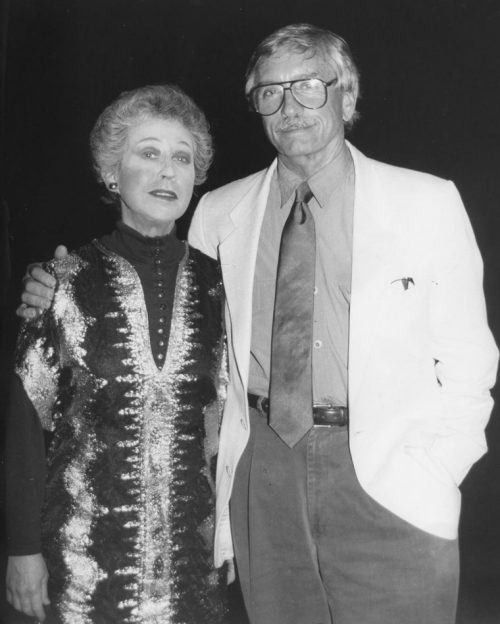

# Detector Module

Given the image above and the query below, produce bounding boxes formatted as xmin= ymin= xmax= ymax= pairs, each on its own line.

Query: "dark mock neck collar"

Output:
xmin=100 ymin=221 xmax=185 ymax=267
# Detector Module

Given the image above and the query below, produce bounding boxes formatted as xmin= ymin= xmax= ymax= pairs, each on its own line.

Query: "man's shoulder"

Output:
xmin=351 ymin=142 xmax=452 ymax=193
xmin=376 ymin=159 xmax=449 ymax=189
xmin=199 ymin=164 xmax=274 ymax=209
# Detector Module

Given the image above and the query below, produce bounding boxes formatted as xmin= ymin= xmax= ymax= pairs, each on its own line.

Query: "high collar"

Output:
xmin=100 ymin=221 xmax=185 ymax=267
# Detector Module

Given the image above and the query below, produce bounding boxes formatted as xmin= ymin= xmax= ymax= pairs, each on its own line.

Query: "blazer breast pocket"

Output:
xmin=388 ymin=276 xmax=416 ymax=297
xmin=382 ymin=275 xmax=429 ymax=338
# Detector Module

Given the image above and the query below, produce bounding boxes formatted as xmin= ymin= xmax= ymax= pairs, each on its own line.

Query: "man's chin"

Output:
xmin=277 ymin=142 xmax=316 ymax=160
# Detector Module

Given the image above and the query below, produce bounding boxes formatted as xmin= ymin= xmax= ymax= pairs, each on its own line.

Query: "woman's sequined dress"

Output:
xmin=8 ymin=224 xmax=227 ymax=623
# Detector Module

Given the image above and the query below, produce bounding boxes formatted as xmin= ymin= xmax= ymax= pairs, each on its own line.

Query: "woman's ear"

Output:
xmin=102 ymin=171 xmax=118 ymax=191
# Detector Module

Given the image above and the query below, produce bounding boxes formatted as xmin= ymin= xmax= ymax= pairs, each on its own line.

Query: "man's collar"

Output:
xmin=276 ymin=143 xmax=354 ymax=209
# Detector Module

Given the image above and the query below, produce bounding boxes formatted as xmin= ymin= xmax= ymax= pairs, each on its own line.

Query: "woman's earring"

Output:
xmin=109 ymin=182 xmax=118 ymax=191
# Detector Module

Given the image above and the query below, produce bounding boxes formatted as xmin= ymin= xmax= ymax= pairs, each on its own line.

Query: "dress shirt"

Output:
xmin=249 ymin=147 xmax=354 ymax=406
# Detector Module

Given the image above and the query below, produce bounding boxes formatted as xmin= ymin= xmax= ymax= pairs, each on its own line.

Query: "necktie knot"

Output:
xmin=295 ymin=181 xmax=313 ymax=205
xmin=293 ymin=182 xmax=313 ymax=224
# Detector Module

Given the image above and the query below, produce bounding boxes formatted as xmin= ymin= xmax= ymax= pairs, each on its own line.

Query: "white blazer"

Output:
xmin=188 ymin=142 xmax=498 ymax=567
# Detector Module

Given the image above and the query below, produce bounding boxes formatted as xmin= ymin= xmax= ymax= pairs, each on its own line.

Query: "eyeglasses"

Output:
xmin=248 ymin=77 xmax=338 ymax=116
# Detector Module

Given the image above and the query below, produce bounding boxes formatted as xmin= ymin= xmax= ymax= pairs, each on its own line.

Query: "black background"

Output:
xmin=1 ymin=1 xmax=499 ymax=622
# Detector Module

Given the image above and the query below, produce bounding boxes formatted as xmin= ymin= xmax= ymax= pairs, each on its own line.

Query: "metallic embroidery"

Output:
xmin=17 ymin=338 xmax=58 ymax=431
xmin=109 ymin=248 xmax=200 ymax=622
xmin=59 ymin=433 xmax=106 ymax=624
xmin=16 ymin=243 xmax=225 ymax=623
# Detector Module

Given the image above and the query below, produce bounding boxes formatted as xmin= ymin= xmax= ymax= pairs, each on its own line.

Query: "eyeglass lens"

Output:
xmin=253 ymin=79 xmax=328 ymax=115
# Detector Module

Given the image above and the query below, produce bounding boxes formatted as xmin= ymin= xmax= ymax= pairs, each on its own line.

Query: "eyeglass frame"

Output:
xmin=247 ymin=77 xmax=339 ymax=116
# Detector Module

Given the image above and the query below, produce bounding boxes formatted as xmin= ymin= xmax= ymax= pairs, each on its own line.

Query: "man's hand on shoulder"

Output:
xmin=16 ymin=245 xmax=68 ymax=319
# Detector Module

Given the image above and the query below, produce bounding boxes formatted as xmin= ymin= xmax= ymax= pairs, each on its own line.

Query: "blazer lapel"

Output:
xmin=219 ymin=160 xmax=277 ymax=390
xmin=348 ymin=143 xmax=395 ymax=414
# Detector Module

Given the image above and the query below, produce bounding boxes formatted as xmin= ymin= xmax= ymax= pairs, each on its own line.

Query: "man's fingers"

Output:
xmin=16 ymin=302 xmax=41 ymax=319
xmin=29 ymin=266 xmax=57 ymax=289
xmin=21 ymin=285 xmax=52 ymax=308
xmin=54 ymin=245 xmax=68 ymax=260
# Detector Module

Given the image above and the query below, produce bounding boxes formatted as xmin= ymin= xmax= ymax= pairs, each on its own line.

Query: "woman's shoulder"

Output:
xmin=187 ymin=245 xmax=220 ymax=273
xmin=187 ymin=245 xmax=223 ymax=293
xmin=47 ymin=241 xmax=105 ymax=283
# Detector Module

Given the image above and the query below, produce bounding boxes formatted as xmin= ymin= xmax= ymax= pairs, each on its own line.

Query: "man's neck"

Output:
xmin=277 ymin=140 xmax=350 ymax=181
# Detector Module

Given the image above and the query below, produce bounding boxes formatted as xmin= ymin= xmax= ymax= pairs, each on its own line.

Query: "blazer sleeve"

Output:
xmin=429 ymin=181 xmax=498 ymax=484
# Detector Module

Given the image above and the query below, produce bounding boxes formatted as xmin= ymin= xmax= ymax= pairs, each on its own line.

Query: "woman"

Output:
xmin=6 ymin=84 xmax=228 ymax=623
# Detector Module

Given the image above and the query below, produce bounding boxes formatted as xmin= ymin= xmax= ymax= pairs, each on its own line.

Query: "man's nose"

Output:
xmin=280 ymin=88 xmax=302 ymax=117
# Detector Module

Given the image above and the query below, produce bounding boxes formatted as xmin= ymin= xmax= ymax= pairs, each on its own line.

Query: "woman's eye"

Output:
xmin=174 ymin=152 xmax=192 ymax=164
xmin=142 ymin=150 xmax=158 ymax=159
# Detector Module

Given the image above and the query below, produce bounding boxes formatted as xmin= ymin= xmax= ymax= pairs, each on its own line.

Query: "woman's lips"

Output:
xmin=149 ymin=189 xmax=178 ymax=200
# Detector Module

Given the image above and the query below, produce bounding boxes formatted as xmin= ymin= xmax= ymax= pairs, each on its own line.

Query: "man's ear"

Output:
xmin=342 ymin=89 xmax=357 ymax=123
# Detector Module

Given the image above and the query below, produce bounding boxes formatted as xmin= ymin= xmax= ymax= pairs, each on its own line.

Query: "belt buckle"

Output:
xmin=313 ymin=402 xmax=332 ymax=427
xmin=257 ymin=396 xmax=269 ymax=414
xmin=312 ymin=403 xmax=347 ymax=427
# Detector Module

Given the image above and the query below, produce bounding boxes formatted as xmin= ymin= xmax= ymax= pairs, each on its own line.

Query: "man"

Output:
xmin=19 ymin=24 xmax=498 ymax=624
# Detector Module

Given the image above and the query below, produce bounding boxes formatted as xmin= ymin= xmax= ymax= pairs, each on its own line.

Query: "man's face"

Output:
xmin=253 ymin=50 xmax=355 ymax=172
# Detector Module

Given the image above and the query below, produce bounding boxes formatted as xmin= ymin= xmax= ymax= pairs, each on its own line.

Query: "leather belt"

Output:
xmin=248 ymin=393 xmax=348 ymax=427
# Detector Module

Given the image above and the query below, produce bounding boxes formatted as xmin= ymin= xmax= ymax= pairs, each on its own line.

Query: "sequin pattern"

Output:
xmin=15 ymin=241 xmax=226 ymax=623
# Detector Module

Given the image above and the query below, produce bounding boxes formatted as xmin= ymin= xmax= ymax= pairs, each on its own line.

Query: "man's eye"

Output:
xmin=261 ymin=86 xmax=279 ymax=99
xmin=297 ymin=80 xmax=316 ymax=91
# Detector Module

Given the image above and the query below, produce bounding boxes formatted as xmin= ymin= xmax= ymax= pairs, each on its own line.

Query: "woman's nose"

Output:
xmin=159 ymin=158 xmax=175 ymax=178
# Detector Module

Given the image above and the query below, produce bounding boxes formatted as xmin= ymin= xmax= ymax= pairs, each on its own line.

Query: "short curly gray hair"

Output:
xmin=90 ymin=84 xmax=213 ymax=198
xmin=245 ymin=23 xmax=361 ymax=130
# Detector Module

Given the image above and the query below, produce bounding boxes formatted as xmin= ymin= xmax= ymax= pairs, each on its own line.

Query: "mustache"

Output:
xmin=275 ymin=120 xmax=313 ymax=132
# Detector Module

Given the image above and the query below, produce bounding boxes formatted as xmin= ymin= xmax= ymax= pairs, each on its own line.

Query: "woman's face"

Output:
xmin=107 ymin=117 xmax=196 ymax=237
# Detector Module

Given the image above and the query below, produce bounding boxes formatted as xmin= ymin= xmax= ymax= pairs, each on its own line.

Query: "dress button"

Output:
xmin=154 ymin=259 xmax=162 ymax=266
xmin=156 ymin=281 xmax=164 ymax=288
xmin=158 ymin=340 xmax=165 ymax=347
xmin=157 ymin=352 xmax=164 ymax=360
xmin=158 ymin=317 xmax=166 ymax=324
xmin=153 ymin=526 xmax=163 ymax=539
xmin=154 ymin=247 xmax=161 ymax=256
xmin=313 ymin=286 xmax=318 ymax=295
xmin=158 ymin=292 xmax=164 ymax=299
xmin=314 ymin=340 xmax=322 ymax=349
xmin=158 ymin=328 xmax=164 ymax=335
xmin=156 ymin=269 xmax=164 ymax=277
xmin=159 ymin=303 xmax=167 ymax=310
xmin=153 ymin=556 xmax=164 ymax=578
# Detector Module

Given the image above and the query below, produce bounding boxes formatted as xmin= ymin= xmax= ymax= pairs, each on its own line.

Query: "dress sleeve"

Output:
xmin=6 ymin=275 xmax=63 ymax=555
xmin=203 ymin=274 xmax=228 ymax=489
xmin=5 ymin=373 xmax=46 ymax=555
